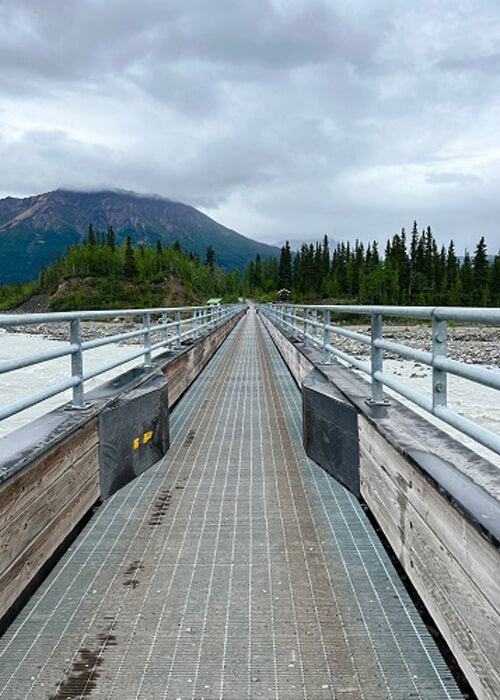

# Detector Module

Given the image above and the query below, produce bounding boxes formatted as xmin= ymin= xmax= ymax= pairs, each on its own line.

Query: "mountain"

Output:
xmin=0 ymin=189 xmax=279 ymax=284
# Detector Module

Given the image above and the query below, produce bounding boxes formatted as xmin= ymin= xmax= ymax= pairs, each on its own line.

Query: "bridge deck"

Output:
xmin=0 ymin=310 xmax=461 ymax=699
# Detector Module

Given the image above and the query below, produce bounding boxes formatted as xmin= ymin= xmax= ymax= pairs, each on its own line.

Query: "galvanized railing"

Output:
xmin=261 ymin=303 xmax=500 ymax=455
xmin=0 ymin=304 xmax=245 ymax=422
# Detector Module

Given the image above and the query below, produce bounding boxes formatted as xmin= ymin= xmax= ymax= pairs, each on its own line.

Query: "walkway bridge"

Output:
xmin=0 ymin=304 xmax=498 ymax=699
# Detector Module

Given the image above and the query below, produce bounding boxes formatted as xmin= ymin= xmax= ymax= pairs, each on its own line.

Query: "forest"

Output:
xmin=0 ymin=221 xmax=498 ymax=310
xmin=0 ymin=226 xmax=240 ymax=311
xmin=243 ymin=222 xmax=499 ymax=306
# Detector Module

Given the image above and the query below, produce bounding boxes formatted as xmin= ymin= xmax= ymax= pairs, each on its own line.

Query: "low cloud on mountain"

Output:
xmin=0 ymin=0 xmax=499 ymax=251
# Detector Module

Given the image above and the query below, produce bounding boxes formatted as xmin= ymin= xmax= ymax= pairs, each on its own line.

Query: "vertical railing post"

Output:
xmin=312 ymin=308 xmax=318 ymax=342
xmin=323 ymin=309 xmax=331 ymax=363
xmin=143 ymin=313 xmax=152 ymax=365
xmin=70 ymin=318 xmax=85 ymax=408
xmin=303 ymin=308 xmax=308 ymax=342
xmin=175 ymin=310 xmax=181 ymax=348
xmin=368 ymin=313 xmax=388 ymax=404
xmin=193 ymin=309 xmax=198 ymax=339
xmin=432 ymin=315 xmax=447 ymax=411
xmin=162 ymin=311 xmax=168 ymax=345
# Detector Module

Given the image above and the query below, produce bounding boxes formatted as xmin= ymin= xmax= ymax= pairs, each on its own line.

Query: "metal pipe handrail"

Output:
xmin=281 ymin=303 xmax=500 ymax=325
xmin=82 ymin=346 xmax=148 ymax=382
xmin=326 ymin=325 xmax=371 ymax=346
xmin=0 ymin=305 xmax=217 ymax=326
xmin=82 ymin=328 xmax=148 ymax=351
xmin=0 ymin=344 xmax=80 ymax=374
xmin=260 ymin=303 xmax=500 ymax=456
xmin=0 ymin=304 xmax=246 ymax=423
xmin=373 ymin=338 xmax=432 ymax=365
xmin=0 ymin=376 xmax=81 ymax=422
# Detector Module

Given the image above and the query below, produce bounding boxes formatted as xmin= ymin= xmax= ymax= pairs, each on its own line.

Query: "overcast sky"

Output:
xmin=0 ymin=0 xmax=499 ymax=252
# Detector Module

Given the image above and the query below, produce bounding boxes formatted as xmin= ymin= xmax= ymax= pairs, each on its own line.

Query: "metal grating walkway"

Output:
xmin=0 ymin=309 xmax=462 ymax=699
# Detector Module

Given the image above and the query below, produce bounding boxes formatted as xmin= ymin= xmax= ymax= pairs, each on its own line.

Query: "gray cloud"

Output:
xmin=426 ymin=172 xmax=483 ymax=186
xmin=437 ymin=53 xmax=500 ymax=74
xmin=0 ymin=0 xmax=499 ymax=253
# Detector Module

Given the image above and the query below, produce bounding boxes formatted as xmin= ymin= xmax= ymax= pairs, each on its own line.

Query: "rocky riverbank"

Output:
xmin=300 ymin=323 xmax=500 ymax=367
xmin=6 ymin=319 xmax=146 ymax=345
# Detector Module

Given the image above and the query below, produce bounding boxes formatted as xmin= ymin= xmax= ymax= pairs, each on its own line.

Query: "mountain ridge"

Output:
xmin=0 ymin=189 xmax=279 ymax=284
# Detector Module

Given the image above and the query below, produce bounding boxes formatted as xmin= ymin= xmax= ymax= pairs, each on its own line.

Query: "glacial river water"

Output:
xmin=0 ymin=330 xmax=144 ymax=438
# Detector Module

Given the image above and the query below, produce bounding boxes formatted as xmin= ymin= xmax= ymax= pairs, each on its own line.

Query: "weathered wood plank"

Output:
xmin=0 ymin=472 xmax=100 ymax=621
xmin=361 ymin=443 xmax=499 ymax=653
xmin=0 ymin=420 xmax=98 ymax=530
xmin=163 ymin=315 xmax=241 ymax=405
xmin=0 ymin=445 xmax=98 ymax=577
xmin=360 ymin=439 xmax=500 ymax=700
xmin=359 ymin=415 xmax=500 ymax=610
xmin=364 ymin=473 xmax=499 ymax=700
xmin=260 ymin=315 xmax=313 ymax=386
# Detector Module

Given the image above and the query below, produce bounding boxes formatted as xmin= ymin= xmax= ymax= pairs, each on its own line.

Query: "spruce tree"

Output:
xmin=322 ymin=235 xmax=330 ymax=279
xmin=460 ymin=252 xmax=473 ymax=305
xmin=409 ymin=221 xmax=419 ymax=302
xmin=447 ymin=240 xmax=459 ymax=281
xmin=489 ymin=254 xmax=500 ymax=305
xmin=124 ymin=235 xmax=137 ymax=278
xmin=205 ymin=245 xmax=215 ymax=269
xmin=87 ymin=223 xmax=97 ymax=247
xmin=106 ymin=225 xmax=116 ymax=250
xmin=278 ymin=241 xmax=292 ymax=289
xmin=156 ymin=239 xmax=163 ymax=272
xmin=254 ymin=254 xmax=263 ymax=290
xmin=473 ymin=236 xmax=489 ymax=303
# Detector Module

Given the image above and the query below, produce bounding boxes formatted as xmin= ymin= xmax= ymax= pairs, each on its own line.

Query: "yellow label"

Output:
xmin=133 ymin=437 xmax=140 ymax=449
xmin=143 ymin=430 xmax=153 ymax=444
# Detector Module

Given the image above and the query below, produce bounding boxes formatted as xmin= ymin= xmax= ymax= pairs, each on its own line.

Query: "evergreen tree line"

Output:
xmin=36 ymin=224 xmax=241 ymax=309
xmin=243 ymin=223 xmax=500 ymax=306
